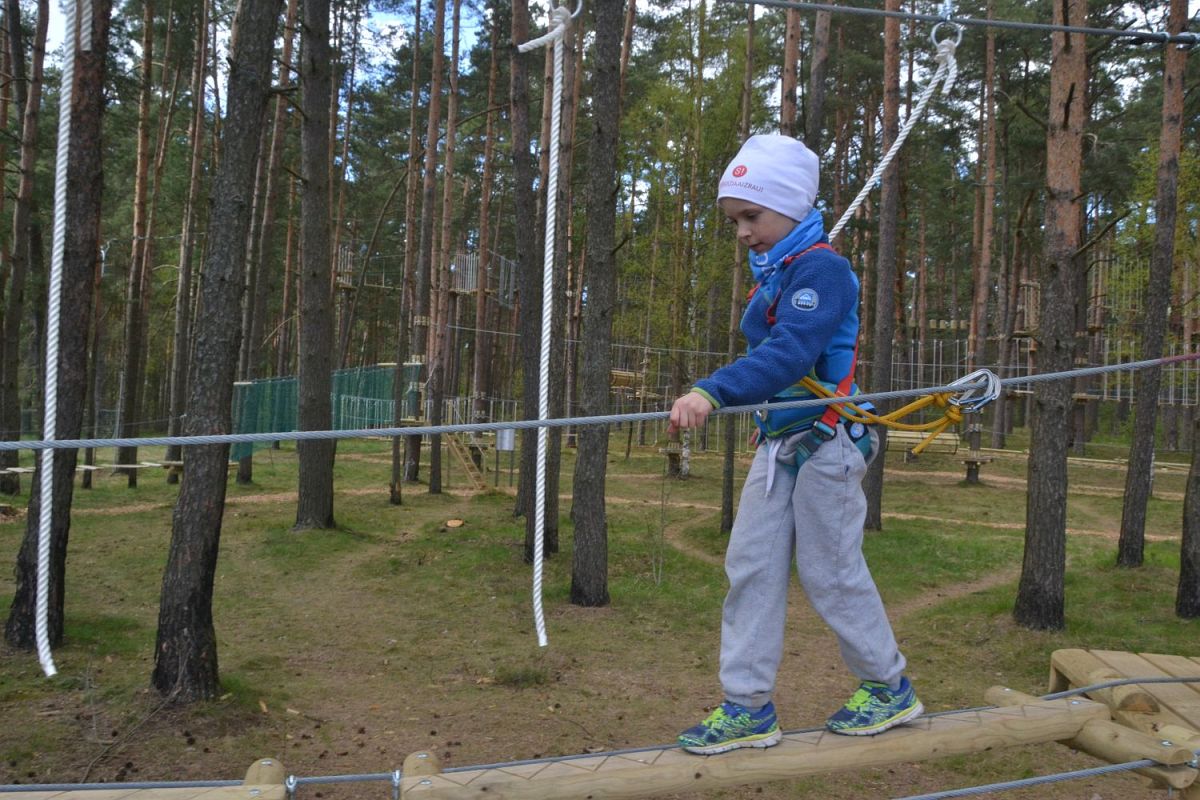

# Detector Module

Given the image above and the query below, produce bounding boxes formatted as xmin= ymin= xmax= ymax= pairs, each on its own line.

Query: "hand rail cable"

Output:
xmin=4 ymin=354 xmax=1197 ymax=455
xmin=729 ymin=0 xmax=1200 ymax=47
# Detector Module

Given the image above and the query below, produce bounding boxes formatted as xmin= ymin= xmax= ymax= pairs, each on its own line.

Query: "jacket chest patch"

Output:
xmin=791 ymin=288 xmax=819 ymax=312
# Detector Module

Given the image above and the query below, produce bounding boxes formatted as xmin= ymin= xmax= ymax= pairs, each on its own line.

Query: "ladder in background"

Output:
xmin=445 ymin=435 xmax=487 ymax=491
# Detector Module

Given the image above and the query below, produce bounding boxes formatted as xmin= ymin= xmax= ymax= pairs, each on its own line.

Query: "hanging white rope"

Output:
xmin=516 ymin=0 xmax=581 ymax=648
xmin=828 ymin=22 xmax=961 ymax=240
xmin=37 ymin=0 xmax=82 ymax=678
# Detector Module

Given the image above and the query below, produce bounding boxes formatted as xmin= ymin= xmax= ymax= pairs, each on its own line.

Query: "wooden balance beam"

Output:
xmin=400 ymin=695 xmax=1109 ymax=799
xmin=1 ymin=758 xmax=287 ymax=800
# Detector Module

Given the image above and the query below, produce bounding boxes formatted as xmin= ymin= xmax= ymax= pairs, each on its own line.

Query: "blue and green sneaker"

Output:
xmin=678 ymin=701 xmax=782 ymax=754
xmin=826 ymin=676 xmax=923 ymax=736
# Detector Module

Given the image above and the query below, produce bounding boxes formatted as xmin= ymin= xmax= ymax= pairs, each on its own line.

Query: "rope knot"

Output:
xmin=516 ymin=1 xmax=580 ymax=52
xmin=935 ymin=37 xmax=959 ymax=91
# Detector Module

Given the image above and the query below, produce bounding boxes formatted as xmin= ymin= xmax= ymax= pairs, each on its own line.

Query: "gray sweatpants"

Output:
xmin=719 ymin=424 xmax=906 ymax=709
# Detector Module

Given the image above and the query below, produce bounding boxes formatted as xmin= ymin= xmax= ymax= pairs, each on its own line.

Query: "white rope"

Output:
xmin=37 ymin=0 xmax=81 ymax=678
xmin=828 ymin=24 xmax=960 ymax=241
xmin=516 ymin=0 xmax=580 ymax=648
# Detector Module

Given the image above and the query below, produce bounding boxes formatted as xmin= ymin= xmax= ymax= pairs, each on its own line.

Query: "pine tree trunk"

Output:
xmin=4 ymin=0 xmax=112 ymax=648
xmin=570 ymin=0 xmax=622 ymax=607
xmin=0 ymin=28 xmax=10 ymax=491
xmin=408 ymin=0 xmax=446 ymax=488
xmin=165 ymin=0 xmax=211 ymax=485
xmin=429 ymin=0 xmax=461 ymax=495
xmin=294 ymin=0 xmax=336 ymax=530
xmin=512 ymin=0 xmax=542 ymax=545
xmin=1122 ymin=0 xmax=1186 ymax=569
xmin=968 ymin=11 xmax=996 ymax=369
xmin=116 ymin=0 xmax=157 ymax=487
xmin=780 ymin=8 xmax=799 ymax=137
xmin=721 ymin=4 xmax=753 ymax=534
xmin=1014 ymin=0 xmax=1086 ymax=631
xmin=0 ymin=0 xmax=46 ymax=496
xmin=804 ymin=10 xmax=830 ymax=152
xmin=470 ymin=8 xmax=500 ymax=430
xmin=151 ymin=0 xmax=281 ymax=700
xmin=395 ymin=0 xmax=422 ymax=493
xmin=1180 ymin=412 xmax=1200 ymax=618
xmin=862 ymin=0 xmax=900 ymax=530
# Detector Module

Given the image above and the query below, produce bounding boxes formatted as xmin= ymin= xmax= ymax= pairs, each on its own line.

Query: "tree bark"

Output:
xmin=166 ymin=0 xmax=211 ymax=485
xmin=1121 ymin=0 xmax=1187 ymax=569
xmin=511 ymin=0 xmax=541 ymax=540
xmin=722 ymin=4 xmax=753 ymax=534
xmin=294 ymin=0 xmax=335 ymax=530
xmin=470 ymin=8 xmax=500 ymax=430
xmin=1180 ymin=413 xmax=1200 ymax=618
xmin=5 ymin=0 xmax=112 ymax=648
xmin=803 ymin=10 xmax=830 ymax=152
xmin=780 ymin=7 xmax=799 ymax=136
xmin=394 ymin=0 xmax=423 ymax=496
xmin=429 ymin=0 xmax=462 ymax=496
xmin=0 ymin=0 xmax=47 ymax=496
xmin=570 ymin=0 xmax=622 ymax=607
xmin=968 ymin=9 xmax=996 ymax=369
xmin=407 ymin=0 xmax=447 ymax=485
xmin=1014 ymin=0 xmax=1086 ymax=631
xmin=115 ymin=0 xmax=157 ymax=487
xmin=862 ymin=0 xmax=900 ymax=530
xmin=152 ymin=0 xmax=281 ymax=700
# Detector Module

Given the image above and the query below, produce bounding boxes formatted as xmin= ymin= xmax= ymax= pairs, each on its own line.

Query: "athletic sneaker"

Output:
xmin=678 ymin=701 xmax=782 ymax=754
xmin=826 ymin=676 xmax=924 ymax=735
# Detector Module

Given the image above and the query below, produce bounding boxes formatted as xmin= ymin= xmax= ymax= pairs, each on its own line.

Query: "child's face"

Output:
xmin=719 ymin=198 xmax=797 ymax=254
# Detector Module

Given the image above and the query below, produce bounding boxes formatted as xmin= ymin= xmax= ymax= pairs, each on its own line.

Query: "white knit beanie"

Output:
xmin=717 ymin=134 xmax=819 ymax=223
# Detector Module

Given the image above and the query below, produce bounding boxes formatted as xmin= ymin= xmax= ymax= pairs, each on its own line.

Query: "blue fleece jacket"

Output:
xmin=693 ymin=214 xmax=862 ymax=439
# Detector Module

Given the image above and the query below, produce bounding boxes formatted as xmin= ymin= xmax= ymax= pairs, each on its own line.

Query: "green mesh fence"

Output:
xmin=231 ymin=363 xmax=423 ymax=460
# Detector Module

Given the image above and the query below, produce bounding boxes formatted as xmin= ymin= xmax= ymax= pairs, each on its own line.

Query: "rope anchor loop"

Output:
xmin=948 ymin=369 xmax=1001 ymax=413
xmin=931 ymin=20 xmax=964 ymax=48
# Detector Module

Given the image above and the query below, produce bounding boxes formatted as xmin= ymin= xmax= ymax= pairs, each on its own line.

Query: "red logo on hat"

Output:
xmin=732 ymin=165 xmax=748 ymax=177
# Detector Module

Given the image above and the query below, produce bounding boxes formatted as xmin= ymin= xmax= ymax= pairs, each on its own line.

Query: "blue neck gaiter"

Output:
xmin=749 ymin=208 xmax=826 ymax=286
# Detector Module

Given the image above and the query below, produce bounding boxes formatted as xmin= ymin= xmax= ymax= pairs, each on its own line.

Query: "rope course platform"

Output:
xmin=9 ymin=650 xmax=1200 ymax=799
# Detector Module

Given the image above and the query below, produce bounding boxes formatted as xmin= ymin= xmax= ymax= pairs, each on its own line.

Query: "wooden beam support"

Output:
xmin=0 ymin=760 xmax=288 ymax=800
xmin=401 ymin=697 xmax=1108 ymax=799
xmin=986 ymin=687 xmax=1197 ymax=790
xmin=1050 ymin=648 xmax=1160 ymax=712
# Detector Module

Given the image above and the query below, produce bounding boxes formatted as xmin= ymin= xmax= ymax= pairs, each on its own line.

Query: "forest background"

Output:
xmin=0 ymin=0 xmax=1198 ymax=701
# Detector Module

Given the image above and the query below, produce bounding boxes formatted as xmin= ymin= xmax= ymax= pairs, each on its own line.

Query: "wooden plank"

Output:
xmin=1091 ymin=650 xmax=1200 ymax=730
xmin=401 ymin=697 xmax=1108 ymax=799
xmin=1 ymin=760 xmax=286 ymax=800
xmin=0 ymin=788 xmax=282 ymax=799
xmin=1049 ymin=648 xmax=1159 ymax=712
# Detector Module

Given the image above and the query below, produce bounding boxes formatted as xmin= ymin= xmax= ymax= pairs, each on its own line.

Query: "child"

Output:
xmin=669 ymin=134 xmax=922 ymax=754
